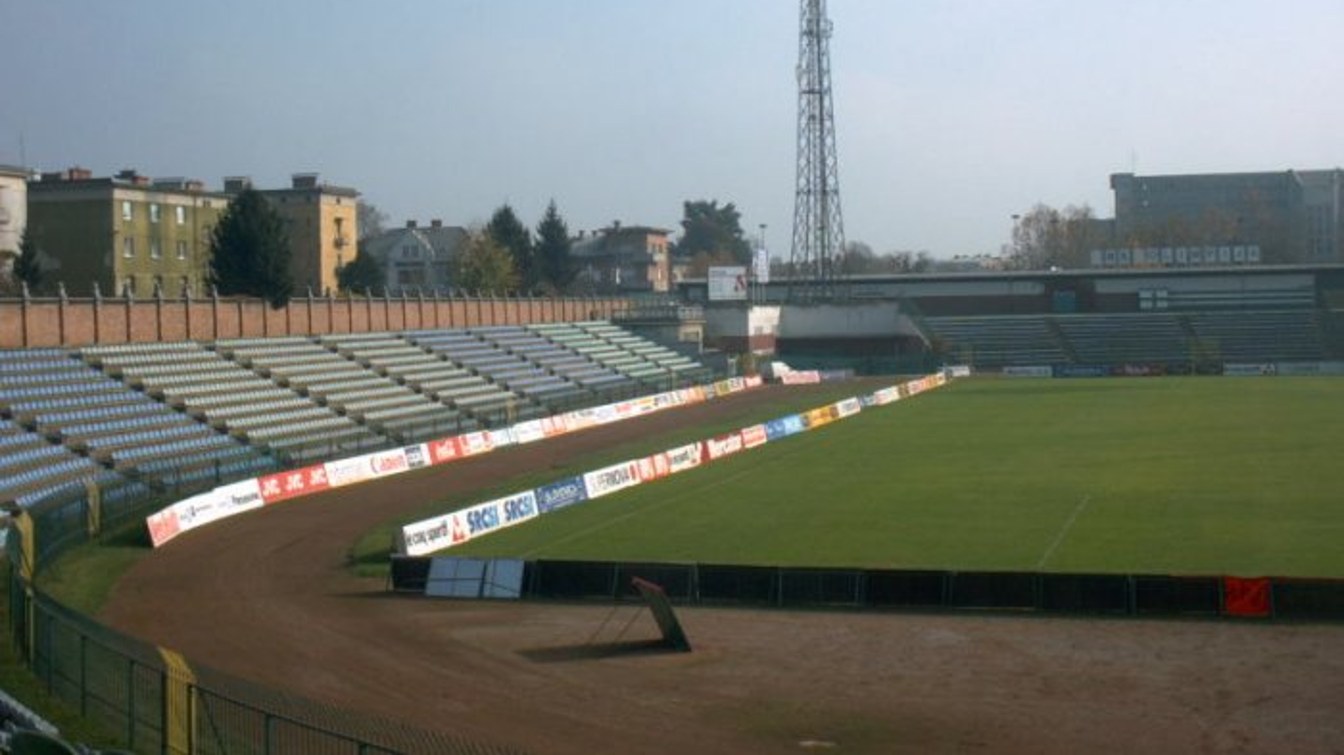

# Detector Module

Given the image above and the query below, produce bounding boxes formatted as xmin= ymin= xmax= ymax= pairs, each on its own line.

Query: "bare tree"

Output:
xmin=1008 ymin=204 xmax=1103 ymax=270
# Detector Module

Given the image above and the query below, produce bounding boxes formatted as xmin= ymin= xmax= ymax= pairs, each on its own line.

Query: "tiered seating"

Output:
xmin=579 ymin=321 xmax=712 ymax=384
xmin=76 ymin=344 xmax=278 ymax=483
xmin=0 ymin=351 xmax=150 ymax=503
xmin=1055 ymin=313 xmax=1191 ymax=365
xmin=318 ymin=334 xmax=476 ymax=438
xmin=525 ymin=323 xmax=639 ymax=393
xmin=211 ymin=337 xmax=391 ymax=457
xmin=1186 ymin=310 xmax=1326 ymax=363
xmin=924 ymin=315 xmax=1069 ymax=368
xmin=468 ymin=326 xmax=589 ymax=408
xmin=403 ymin=330 xmax=544 ymax=424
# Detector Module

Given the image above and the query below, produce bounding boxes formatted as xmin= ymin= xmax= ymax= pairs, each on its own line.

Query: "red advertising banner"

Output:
xmin=428 ymin=435 xmax=463 ymax=465
xmin=258 ymin=464 xmax=331 ymax=504
xmin=740 ymin=424 xmax=768 ymax=449
xmin=1223 ymin=577 xmax=1272 ymax=618
xmin=146 ymin=509 xmax=181 ymax=548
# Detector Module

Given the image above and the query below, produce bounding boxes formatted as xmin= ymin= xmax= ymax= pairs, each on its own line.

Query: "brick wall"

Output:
xmin=0 ymin=293 xmax=631 ymax=349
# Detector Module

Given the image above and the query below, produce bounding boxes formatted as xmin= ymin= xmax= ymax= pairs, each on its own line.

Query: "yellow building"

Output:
xmin=229 ymin=173 xmax=359 ymax=296
xmin=26 ymin=168 xmax=226 ymax=298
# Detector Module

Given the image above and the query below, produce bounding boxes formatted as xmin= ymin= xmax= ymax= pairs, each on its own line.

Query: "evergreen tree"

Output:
xmin=454 ymin=230 xmax=519 ymax=293
xmin=486 ymin=204 xmax=536 ymax=291
xmin=534 ymin=200 xmax=574 ymax=293
xmin=676 ymin=199 xmax=752 ymax=265
xmin=209 ymin=188 xmax=293 ymax=307
xmin=13 ymin=228 xmax=43 ymax=294
xmin=336 ymin=250 xmax=385 ymax=293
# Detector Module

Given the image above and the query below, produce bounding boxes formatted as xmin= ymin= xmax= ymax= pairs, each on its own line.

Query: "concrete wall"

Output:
xmin=0 ymin=294 xmax=631 ymax=349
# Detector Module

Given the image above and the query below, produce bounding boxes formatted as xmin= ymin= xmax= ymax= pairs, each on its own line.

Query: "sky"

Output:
xmin=2 ymin=0 xmax=1341 ymax=259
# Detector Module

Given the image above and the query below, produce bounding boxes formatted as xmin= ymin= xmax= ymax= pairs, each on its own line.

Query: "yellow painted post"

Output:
xmin=159 ymin=648 xmax=197 ymax=754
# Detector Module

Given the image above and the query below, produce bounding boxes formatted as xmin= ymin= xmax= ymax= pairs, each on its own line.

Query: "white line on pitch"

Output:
xmin=1036 ymin=494 xmax=1092 ymax=570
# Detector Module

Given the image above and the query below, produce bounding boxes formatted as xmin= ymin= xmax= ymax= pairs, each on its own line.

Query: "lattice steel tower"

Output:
xmin=789 ymin=0 xmax=845 ymax=301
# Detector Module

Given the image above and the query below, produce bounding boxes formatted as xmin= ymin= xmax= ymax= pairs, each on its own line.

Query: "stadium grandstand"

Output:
xmin=0 ymin=320 xmax=720 ymax=519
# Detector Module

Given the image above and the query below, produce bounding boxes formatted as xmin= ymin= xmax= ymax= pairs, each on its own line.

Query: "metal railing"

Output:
xmin=6 ymin=485 xmax=528 ymax=755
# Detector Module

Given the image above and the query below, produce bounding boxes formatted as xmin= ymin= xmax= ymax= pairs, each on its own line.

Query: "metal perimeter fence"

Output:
xmin=5 ymin=485 xmax=530 ymax=755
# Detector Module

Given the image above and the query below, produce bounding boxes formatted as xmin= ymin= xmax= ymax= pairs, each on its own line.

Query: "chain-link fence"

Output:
xmin=6 ymin=486 xmax=529 ymax=755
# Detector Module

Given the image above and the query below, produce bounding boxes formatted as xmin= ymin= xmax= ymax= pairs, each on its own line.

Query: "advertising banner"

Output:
xmin=458 ymin=430 xmax=496 ymax=456
xmin=146 ymin=507 xmax=182 ymax=548
xmin=708 ymin=266 xmax=748 ymax=301
xmin=488 ymin=428 xmax=516 ymax=448
xmin=325 ymin=454 xmax=378 ymax=487
xmin=428 ymin=435 xmax=463 ymax=464
xmin=666 ymin=442 xmax=706 ymax=473
xmin=535 ymin=476 xmax=589 ymax=513
xmin=1002 ymin=366 xmax=1053 ymax=378
xmin=803 ymin=406 xmax=836 ymax=429
xmin=834 ymin=398 xmax=862 ymax=418
xmin=1054 ymin=365 xmax=1108 ymax=378
xmin=258 ymin=464 xmax=331 ymax=504
xmin=1224 ymin=363 xmax=1277 ymax=376
xmin=744 ymin=375 xmax=764 ymax=388
xmin=402 ymin=514 xmax=457 ymax=557
xmin=764 ymin=415 xmax=805 ymax=441
xmin=870 ymin=387 xmax=900 ymax=406
xmin=740 ymin=424 xmax=768 ymax=449
xmin=541 ymin=415 xmax=569 ymax=438
xmin=583 ymin=460 xmax=643 ymax=499
xmin=461 ymin=499 xmax=504 ymax=540
xmin=780 ymin=371 xmax=822 ymax=385
xmin=705 ymin=432 xmax=744 ymax=460
xmin=637 ymin=452 xmax=672 ymax=482
xmin=944 ymin=365 xmax=972 ymax=378
xmin=511 ymin=419 xmax=546 ymax=445
xmin=367 ymin=448 xmax=411 ymax=477
xmin=496 ymin=490 xmax=539 ymax=527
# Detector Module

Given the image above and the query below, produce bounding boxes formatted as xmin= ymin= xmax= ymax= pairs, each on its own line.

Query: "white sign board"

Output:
xmin=708 ymin=266 xmax=748 ymax=301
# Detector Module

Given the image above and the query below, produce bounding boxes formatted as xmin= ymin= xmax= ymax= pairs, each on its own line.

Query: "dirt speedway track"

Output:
xmin=99 ymin=384 xmax=1344 ymax=754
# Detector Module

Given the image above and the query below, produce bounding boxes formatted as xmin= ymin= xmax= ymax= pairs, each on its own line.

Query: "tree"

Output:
xmin=534 ymin=200 xmax=574 ymax=293
xmin=453 ymin=229 xmax=518 ymax=293
xmin=357 ymin=201 xmax=388 ymax=241
xmin=12 ymin=228 xmax=43 ymax=294
xmin=336 ymin=250 xmax=385 ymax=293
xmin=1008 ymin=203 xmax=1103 ymax=270
xmin=209 ymin=188 xmax=294 ymax=308
xmin=486 ymin=204 xmax=535 ymax=291
xmin=676 ymin=200 xmax=751 ymax=265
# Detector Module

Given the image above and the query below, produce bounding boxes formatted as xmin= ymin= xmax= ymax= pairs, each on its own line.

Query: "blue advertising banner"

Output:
xmin=535 ymin=476 xmax=589 ymax=514
xmin=764 ymin=414 xmax=806 ymax=441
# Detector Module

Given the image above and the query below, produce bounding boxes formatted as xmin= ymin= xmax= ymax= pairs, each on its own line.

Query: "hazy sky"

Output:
xmin=3 ymin=0 xmax=1341 ymax=258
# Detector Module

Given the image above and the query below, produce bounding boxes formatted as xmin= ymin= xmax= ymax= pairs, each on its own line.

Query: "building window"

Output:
xmin=149 ymin=203 xmax=161 ymax=223
xmin=175 ymin=206 xmax=186 ymax=225
xmin=122 ymin=237 xmax=135 ymax=258
xmin=150 ymin=239 xmax=162 ymax=259
xmin=121 ymin=201 xmax=133 ymax=221
xmin=176 ymin=240 xmax=188 ymax=260
xmin=122 ymin=277 xmax=136 ymax=296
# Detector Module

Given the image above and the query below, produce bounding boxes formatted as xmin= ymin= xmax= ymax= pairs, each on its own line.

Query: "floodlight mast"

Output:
xmin=788 ymin=0 xmax=846 ymax=302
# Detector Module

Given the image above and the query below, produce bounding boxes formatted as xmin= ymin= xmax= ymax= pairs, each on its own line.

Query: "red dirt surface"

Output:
xmin=99 ymin=384 xmax=1344 ymax=754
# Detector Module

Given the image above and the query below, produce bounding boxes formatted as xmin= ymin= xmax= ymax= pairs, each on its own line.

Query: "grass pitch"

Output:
xmin=452 ymin=377 xmax=1344 ymax=577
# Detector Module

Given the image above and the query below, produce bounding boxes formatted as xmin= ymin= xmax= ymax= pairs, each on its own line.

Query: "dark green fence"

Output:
xmin=391 ymin=557 xmax=1344 ymax=621
xmin=6 ymin=487 xmax=528 ymax=755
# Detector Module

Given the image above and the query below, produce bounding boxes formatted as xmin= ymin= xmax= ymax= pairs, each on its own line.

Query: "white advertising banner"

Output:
xmin=708 ymin=266 xmax=748 ymax=301
xmin=583 ymin=460 xmax=643 ymax=499
xmin=666 ymin=442 xmax=706 ymax=473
